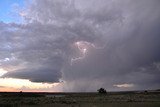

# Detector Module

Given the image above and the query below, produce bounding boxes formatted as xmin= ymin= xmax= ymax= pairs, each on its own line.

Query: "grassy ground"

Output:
xmin=0 ymin=91 xmax=160 ymax=107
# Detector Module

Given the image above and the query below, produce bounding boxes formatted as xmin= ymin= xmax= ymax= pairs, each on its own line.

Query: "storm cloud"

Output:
xmin=0 ymin=0 xmax=160 ymax=91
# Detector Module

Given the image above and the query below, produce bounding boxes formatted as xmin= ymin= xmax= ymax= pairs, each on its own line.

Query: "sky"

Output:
xmin=0 ymin=0 xmax=24 ymax=23
xmin=0 ymin=0 xmax=160 ymax=92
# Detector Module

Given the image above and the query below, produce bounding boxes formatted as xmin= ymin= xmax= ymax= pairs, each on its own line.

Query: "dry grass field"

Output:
xmin=0 ymin=91 xmax=160 ymax=107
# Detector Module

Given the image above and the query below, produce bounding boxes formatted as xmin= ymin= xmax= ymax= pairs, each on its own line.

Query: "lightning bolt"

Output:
xmin=70 ymin=41 xmax=106 ymax=65
xmin=71 ymin=41 xmax=87 ymax=65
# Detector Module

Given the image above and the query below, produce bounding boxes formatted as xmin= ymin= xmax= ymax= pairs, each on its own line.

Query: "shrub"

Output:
xmin=97 ymin=88 xmax=107 ymax=94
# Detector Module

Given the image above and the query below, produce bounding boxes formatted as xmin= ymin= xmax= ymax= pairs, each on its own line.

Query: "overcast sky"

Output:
xmin=0 ymin=0 xmax=160 ymax=92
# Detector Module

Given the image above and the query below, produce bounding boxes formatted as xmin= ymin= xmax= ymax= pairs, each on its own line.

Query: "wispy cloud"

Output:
xmin=113 ymin=84 xmax=134 ymax=88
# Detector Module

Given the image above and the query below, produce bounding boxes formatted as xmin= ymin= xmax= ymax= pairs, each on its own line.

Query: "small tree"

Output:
xmin=97 ymin=88 xmax=107 ymax=94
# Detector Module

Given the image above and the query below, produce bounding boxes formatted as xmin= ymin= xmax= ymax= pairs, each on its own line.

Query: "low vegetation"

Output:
xmin=0 ymin=90 xmax=159 ymax=107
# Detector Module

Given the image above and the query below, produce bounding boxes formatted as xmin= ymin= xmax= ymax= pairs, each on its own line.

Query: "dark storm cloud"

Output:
xmin=0 ymin=0 xmax=160 ymax=91
xmin=3 ymin=68 xmax=61 ymax=83
xmin=1 ymin=0 xmax=119 ymax=83
xmin=62 ymin=0 xmax=160 ymax=91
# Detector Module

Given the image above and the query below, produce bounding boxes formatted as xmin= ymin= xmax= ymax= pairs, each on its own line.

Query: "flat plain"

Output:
xmin=0 ymin=90 xmax=160 ymax=107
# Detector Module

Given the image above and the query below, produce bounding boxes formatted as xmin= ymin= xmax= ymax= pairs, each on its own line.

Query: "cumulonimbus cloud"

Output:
xmin=0 ymin=0 xmax=160 ymax=91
